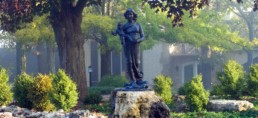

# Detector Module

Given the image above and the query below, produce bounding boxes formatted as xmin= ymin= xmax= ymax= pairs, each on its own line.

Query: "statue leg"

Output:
xmin=124 ymin=44 xmax=136 ymax=83
xmin=131 ymin=43 xmax=143 ymax=80
xmin=130 ymin=43 xmax=147 ymax=87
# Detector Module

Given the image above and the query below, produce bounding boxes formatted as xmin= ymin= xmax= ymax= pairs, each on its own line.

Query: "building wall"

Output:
xmin=142 ymin=42 xmax=201 ymax=90
xmin=142 ymin=42 xmax=165 ymax=85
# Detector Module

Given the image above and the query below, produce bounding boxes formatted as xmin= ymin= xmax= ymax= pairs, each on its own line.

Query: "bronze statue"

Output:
xmin=112 ymin=8 xmax=147 ymax=89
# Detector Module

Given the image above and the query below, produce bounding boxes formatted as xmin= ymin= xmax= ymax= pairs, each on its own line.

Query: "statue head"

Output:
xmin=124 ymin=8 xmax=138 ymax=21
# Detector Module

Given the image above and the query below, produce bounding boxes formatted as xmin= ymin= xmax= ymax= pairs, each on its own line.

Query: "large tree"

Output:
xmin=0 ymin=0 xmax=100 ymax=101
xmin=81 ymin=13 xmax=118 ymax=78
xmin=224 ymin=0 xmax=258 ymax=71
xmin=143 ymin=0 xmax=258 ymax=27
xmin=14 ymin=20 xmax=40 ymax=74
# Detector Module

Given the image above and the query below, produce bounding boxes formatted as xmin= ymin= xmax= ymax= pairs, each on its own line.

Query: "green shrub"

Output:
xmin=88 ymin=102 xmax=111 ymax=113
xmin=247 ymin=64 xmax=258 ymax=97
xmin=210 ymin=84 xmax=224 ymax=97
xmin=84 ymin=91 xmax=102 ymax=104
xmin=89 ymin=86 xmax=115 ymax=94
xmin=0 ymin=69 xmax=13 ymax=106
xmin=50 ymin=70 xmax=78 ymax=112
xmin=84 ymin=75 xmax=126 ymax=105
xmin=153 ymin=74 xmax=173 ymax=104
xmin=184 ymin=75 xmax=209 ymax=112
xmin=216 ymin=60 xmax=245 ymax=99
xmin=171 ymin=111 xmax=258 ymax=118
xmin=97 ymin=75 xmax=128 ymax=87
xmin=28 ymin=74 xmax=55 ymax=111
xmin=177 ymin=85 xmax=187 ymax=95
xmin=13 ymin=73 xmax=34 ymax=109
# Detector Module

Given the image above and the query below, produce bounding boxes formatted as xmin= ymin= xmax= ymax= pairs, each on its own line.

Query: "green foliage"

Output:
xmin=177 ymin=85 xmax=187 ymax=95
xmin=87 ymin=102 xmax=111 ymax=114
xmin=140 ymin=4 xmax=246 ymax=51
xmin=14 ymin=21 xmax=40 ymax=47
xmin=28 ymin=74 xmax=55 ymax=111
xmin=215 ymin=60 xmax=245 ymax=99
xmin=89 ymin=86 xmax=115 ymax=95
xmin=84 ymin=91 xmax=102 ymax=105
xmin=153 ymin=75 xmax=173 ymax=104
xmin=184 ymin=75 xmax=209 ymax=112
xmin=252 ymin=99 xmax=258 ymax=110
xmin=0 ymin=68 xmax=13 ymax=106
xmin=97 ymin=75 xmax=128 ymax=87
xmin=81 ymin=13 xmax=120 ymax=53
xmin=84 ymin=75 xmax=127 ymax=105
xmin=50 ymin=70 xmax=78 ymax=112
xmin=210 ymin=84 xmax=224 ymax=97
xmin=247 ymin=64 xmax=258 ymax=97
xmin=13 ymin=73 xmax=34 ymax=109
xmin=171 ymin=110 xmax=258 ymax=118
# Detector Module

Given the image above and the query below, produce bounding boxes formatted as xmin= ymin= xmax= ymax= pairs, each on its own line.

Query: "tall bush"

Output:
xmin=153 ymin=74 xmax=173 ymax=104
xmin=97 ymin=75 xmax=128 ymax=87
xmin=216 ymin=60 xmax=245 ymax=99
xmin=13 ymin=73 xmax=34 ymax=109
xmin=50 ymin=70 xmax=78 ymax=111
xmin=0 ymin=68 xmax=13 ymax=106
xmin=185 ymin=75 xmax=209 ymax=112
xmin=247 ymin=64 xmax=258 ymax=97
xmin=28 ymin=74 xmax=55 ymax=111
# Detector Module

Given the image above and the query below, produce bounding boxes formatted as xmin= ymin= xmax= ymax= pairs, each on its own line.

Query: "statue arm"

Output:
xmin=137 ymin=24 xmax=145 ymax=42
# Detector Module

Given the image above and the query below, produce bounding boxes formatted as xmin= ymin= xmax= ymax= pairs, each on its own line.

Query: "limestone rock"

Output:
xmin=109 ymin=88 xmax=170 ymax=118
xmin=207 ymin=100 xmax=254 ymax=111
xmin=0 ymin=112 xmax=12 ymax=118
xmin=172 ymin=95 xmax=187 ymax=112
xmin=0 ymin=105 xmax=106 ymax=118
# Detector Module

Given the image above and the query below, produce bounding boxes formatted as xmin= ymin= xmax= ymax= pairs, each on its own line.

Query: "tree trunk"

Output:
xmin=16 ymin=43 xmax=26 ymax=74
xmin=99 ymin=0 xmax=115 ymax=78
xmin=101 ymin=50 xmax=112 ymax=78
xmin=47 ymin=44 xmax=56 ymax=73
xmin=245 ymin=21 xmax=254 ymax=72
xmin=50 ymin=8 xmax=87 ymax=101
xmin=16 ymin=42 xmax=22 ymax=75
xmin=37 ymin=43 xmax=48 ymax=74
xmin=200 ymin=46 xmax=212 ymax=89
xmin=21 ymin=47 xmax=26 ymax=74
xmin=245 ymin=50 xmax=253 ymax=72
xmin=199 ymin=62 xmax=212 ymax=89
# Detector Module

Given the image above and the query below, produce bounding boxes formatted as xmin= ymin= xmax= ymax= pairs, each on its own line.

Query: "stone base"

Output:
xmin=207 ymin=100 xmax=254 ymax=111
xmin=109 ymin=88 xmax=170 ymax=118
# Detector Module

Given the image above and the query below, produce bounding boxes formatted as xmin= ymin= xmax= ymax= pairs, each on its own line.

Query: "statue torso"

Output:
xmin=123 ymin=22 xmax=141 ymax=42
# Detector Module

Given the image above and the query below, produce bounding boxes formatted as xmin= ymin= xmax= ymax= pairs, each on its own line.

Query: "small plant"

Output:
xmin=13 ymin=73 xmax=34 ymax=109
xmin=28 ymin=74 xmax=55 ymax=111
xmin=85 ymin=75 xmax=128 ymax=98
xmin=84 ymin=91 xmax=102 ymax=104
xmin=0 ymin=68 xmax=13 ymax=106
xmin=247 ymin=64 xmax=258 ymax=97
xmin=216 ymin=60 xmax=245 ymax=99
xmin=89 ymin=86 xmax=114 ymax=94
xmin=153 ymin=74 xmax=173 ymax=104
xmin=50 ymin=70 xmax=78 ymax=112
xmin=210 ymin=84 xmax=224 ymax=97
xmin=88 ymin=102 xmax=111 ymax=113
xmin=184 ymin=75 xmax=209 ymax=112
xmin=97 ymin=75 xmax=128 ymax=87
xmin=177 ymin=85 xmax=187 ymax=95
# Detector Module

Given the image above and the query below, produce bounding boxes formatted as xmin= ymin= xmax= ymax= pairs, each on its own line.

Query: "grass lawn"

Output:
xmin=171 ymin=110 xmax=258 ymax=118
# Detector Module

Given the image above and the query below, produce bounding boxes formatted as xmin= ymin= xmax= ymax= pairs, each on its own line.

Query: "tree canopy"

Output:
xmin=143 ymin=0 xmax=258 ymax=26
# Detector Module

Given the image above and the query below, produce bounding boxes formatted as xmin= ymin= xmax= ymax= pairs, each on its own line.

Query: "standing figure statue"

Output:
xmin=112 ymin=8 xmax=147 ymax=89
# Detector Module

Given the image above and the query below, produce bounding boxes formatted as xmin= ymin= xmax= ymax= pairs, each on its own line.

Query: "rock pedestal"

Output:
xmin=207 ymin=100 xmax=254 ymax=111
xmin=109 ymin=88 xmax=170 ymax=118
